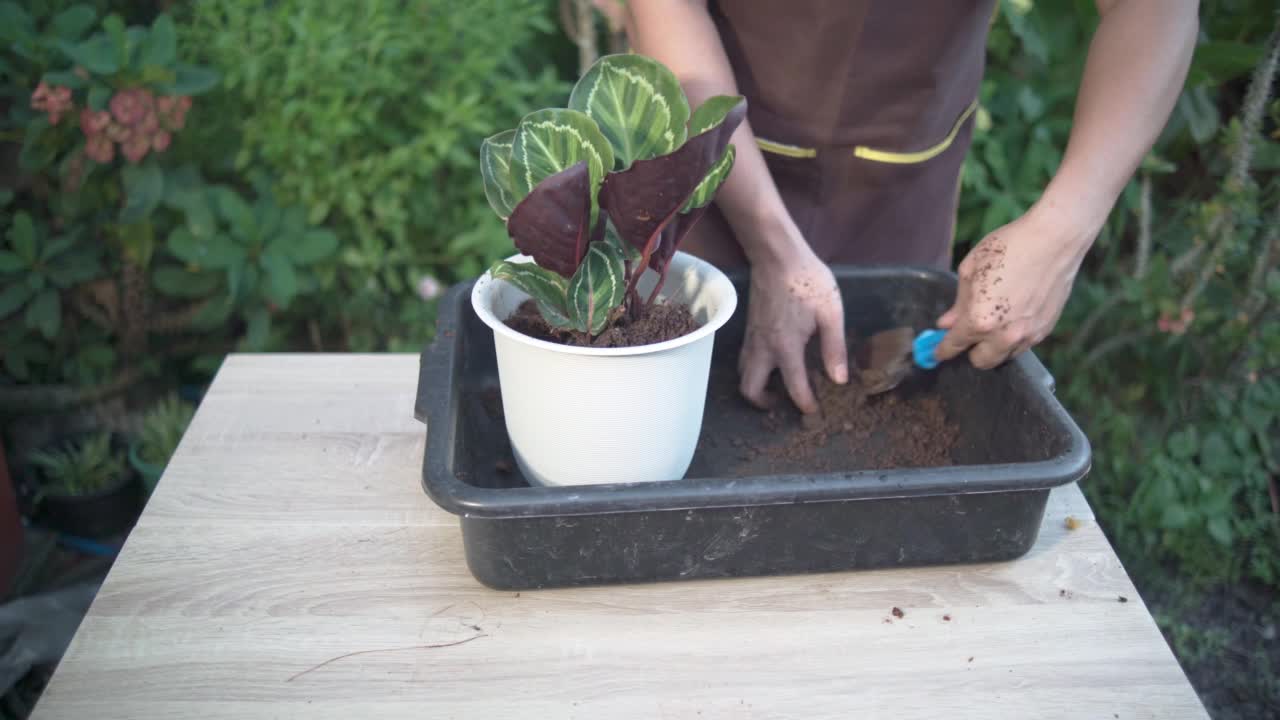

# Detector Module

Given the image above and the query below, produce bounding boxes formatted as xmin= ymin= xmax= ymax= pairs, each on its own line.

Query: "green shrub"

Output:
xmin=183 ymin=0 xmax=569 ymax=350
xmin=0 ymin=5 xmax=346 ymax=397
xmin=964 ymin=0 xmax=1280 ymax=588
xmin=155 ymin=167 xmax=339 ymax=352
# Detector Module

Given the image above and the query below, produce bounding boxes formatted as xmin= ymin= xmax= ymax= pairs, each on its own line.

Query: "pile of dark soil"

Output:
xmin=698 ymin=366 xmax=960 ymax=476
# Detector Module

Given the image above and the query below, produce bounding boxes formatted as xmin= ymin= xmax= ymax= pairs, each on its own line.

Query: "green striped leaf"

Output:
xmin=490 ymin=260 xmax=575 ymax=330
xmin=480 ymin=129 xmax=518 ymax=220
xmin=689 ymin=95 xmax=745 ymax=136
xmin=569 ymin=54 xmax=690 ymax=169
xmin=510 ymin=108 xmax=613 ymax=222
xmin=600 ymin=95 xmax=746 ymax=276
xmin=568 ymin=241 xmax=626 ymax=335
xmin=681 ymin=144 xmax=735 ymax=213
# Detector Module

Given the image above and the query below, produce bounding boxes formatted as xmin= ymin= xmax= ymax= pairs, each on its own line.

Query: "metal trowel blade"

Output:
xmin=855 ymin=326 xmax=915 ymax=395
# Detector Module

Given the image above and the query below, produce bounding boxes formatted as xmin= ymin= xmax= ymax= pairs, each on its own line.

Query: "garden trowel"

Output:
xmin=855 ymin=327 xmax=948 ymax=395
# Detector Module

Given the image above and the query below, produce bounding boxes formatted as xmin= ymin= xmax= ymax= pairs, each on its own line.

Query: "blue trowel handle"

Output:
xmin=913 ymin=329 xmax=948 ymax=370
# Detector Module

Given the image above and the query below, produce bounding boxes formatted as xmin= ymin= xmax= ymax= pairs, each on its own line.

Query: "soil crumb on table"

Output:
xmin=503 ymin=298 xmax=698 ymax=348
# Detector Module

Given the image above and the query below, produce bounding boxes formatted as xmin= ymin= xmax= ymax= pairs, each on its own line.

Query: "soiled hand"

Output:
xmin=933 ymin=207 xmax=1091 ymax=368
xmin=739 ymin=246 xmax=847 ymax=414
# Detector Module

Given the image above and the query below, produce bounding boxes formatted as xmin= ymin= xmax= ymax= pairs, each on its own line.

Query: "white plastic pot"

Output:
xmin=471 ymin=251 xmax=738 ymax=487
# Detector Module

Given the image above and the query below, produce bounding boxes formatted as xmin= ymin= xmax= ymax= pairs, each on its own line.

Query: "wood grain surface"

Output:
xmin=31 ymin=354 xmax=1207 ymax=719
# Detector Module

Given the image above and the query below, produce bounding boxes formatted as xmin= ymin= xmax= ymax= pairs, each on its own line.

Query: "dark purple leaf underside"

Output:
xmin=506 ymin=161 xmax=593 ymax=278
xmin=600 ymin=100 xmax=746 ymax=280
xmin=651 ymin=205 xmax=709 ymax=276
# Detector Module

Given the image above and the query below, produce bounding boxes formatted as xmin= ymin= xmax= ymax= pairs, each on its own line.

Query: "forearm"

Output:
xmin=1035 ymin=0 xmax=1198 ymax=251
xmin=625 ymin=0 xmax=805 ymax=266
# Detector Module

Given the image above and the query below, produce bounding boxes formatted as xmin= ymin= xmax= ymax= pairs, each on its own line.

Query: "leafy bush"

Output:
xmin=0 ymin=5 xmax=347 ymax=399
xmin=964 ymin=0 xmax=1280 ymax=588
xmin=183 ymin=0 xmax=570 ymax=350
xmin=155 ymin=168 xmax=338 ymax=352
xmin=0 ymin=5 xmax=225 ymax=394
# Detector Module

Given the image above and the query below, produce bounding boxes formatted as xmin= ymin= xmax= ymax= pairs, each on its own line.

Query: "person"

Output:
xmin=624 ymin=0 xmax=1199 ymax=413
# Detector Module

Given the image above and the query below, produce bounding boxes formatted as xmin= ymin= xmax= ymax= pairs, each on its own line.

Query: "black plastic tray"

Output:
xmin=415 ymin=267 xmax=1091 ymax=589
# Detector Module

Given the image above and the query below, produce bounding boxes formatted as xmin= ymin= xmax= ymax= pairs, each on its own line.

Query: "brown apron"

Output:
xmin=685 ymin=0 xmax=997 ymax=270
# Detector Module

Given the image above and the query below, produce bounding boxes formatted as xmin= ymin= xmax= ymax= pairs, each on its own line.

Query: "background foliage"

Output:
xmin=963 ymin=1 xmax=1279 ymax=715
xmin=0 ymin=0 xmax=569 ymax=434
xmin=1 ymin=0 xmax=1277 ymax=716
xmin=182 ymin=0 xmax=567 ymax=351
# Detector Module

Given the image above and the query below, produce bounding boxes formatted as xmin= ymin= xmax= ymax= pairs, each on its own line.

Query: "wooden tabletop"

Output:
xmin=32 ymin=354 xmax=1206 ymax=719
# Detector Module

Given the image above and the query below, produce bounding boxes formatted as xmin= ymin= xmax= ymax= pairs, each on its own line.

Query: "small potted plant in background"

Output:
xmin=470 ymin=53 xmax=745 ymax=487
xmin=129 ymin=393 xmax=195 ymax=494
xmin=26 ymin=432 xmax=140 ymax=539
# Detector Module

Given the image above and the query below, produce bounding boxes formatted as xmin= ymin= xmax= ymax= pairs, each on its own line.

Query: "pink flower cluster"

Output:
xmin=79 ymin=88 xmax=191 ymax=164
xmin=1157 ymin=307 xmax=1194 ymax=335
xmin=31 ymin=82 xmax=74 ymax=125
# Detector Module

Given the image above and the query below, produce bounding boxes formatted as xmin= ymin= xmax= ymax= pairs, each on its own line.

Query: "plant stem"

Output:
xmin=569 ymin=0 xmax=598 ymax=76
xmin=1134 ymin=172 xmax=1152 ymax=279
xmin=308 ymin=319 xmax=324 ymax=351
xmin=1082 ymin=328 xmax=1157 ymax=370
xmin=147 ymin=300 xmax=212 ymax=334
xmin=1068 ymin=293 xmax=1125 ymax=356
xmin=645 ymin=273 xmax=666 ymax=307
xmin=0 ymin=366 xmax=144 ymax=415
xmin=1180 ymin=17 xmax=1280 ymax=311
xmin=1244 ymin=198 xmax=1280 ymax=318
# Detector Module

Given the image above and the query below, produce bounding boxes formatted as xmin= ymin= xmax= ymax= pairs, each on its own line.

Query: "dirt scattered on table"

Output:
xmin=504 ymin=298 xmax=698 ymax=348
xmin=943 ymin=614 xmax=952 ymax=622
xmin=968 ymin=656 xmax=974 ymax=663
xmin=1118 ymin=595 xmax=1129 ymax=603
xmin=1059 ymin=589 xmax=1074 ymax=599
xmin=1065 ymin=515 xmax=1082 ymax=530
xmin=891 ymin=607 xmax=905 ymax=619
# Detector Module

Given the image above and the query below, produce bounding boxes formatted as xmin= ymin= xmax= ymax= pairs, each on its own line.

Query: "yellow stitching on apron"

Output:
xmin=852 ymin=100 xmax=979 ymax=165
xmin=755 ymin=137 xmax=817 ymax=158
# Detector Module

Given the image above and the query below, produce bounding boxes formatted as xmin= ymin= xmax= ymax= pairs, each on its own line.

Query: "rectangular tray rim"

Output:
xmin=416 ymin=267 xmax=1093 ymax=520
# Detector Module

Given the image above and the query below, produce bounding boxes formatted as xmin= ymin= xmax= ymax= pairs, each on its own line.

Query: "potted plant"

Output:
xmin=128 ymin=393 xmax=195 ymax=493
xmin=26 ymin=432 xmax=140 ymax=539
xmin=471 ymin=54 xmax=746 ymax=487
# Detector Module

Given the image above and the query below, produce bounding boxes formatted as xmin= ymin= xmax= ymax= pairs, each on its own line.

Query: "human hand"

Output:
xmin=739 ymin=244 xmax=847 ymax=414
xmin=933 ymin=206 xmax=1093 ymax=369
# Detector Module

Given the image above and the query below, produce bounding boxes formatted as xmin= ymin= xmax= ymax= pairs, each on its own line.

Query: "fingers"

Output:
xmin=932 ymin=316 xmax=978 ymax=363
xmin=738 ymin=342 xmax=777 ymax=410
xmin=967 ymin=339 xmax=1010 ymax=370
xmin=778 ymin=350 xmax=818 ymax=414
xmin=816 ymin=301 xmax=848 ymax=384
xmin=936 ymin=305 xmax=959 ymax=330
xmin=958 ymin=323 xmax=1043 ymax=369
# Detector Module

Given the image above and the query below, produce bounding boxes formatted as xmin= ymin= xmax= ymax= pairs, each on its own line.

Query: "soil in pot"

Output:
xmin=503 ymin=298 xmax=699 ymax=348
